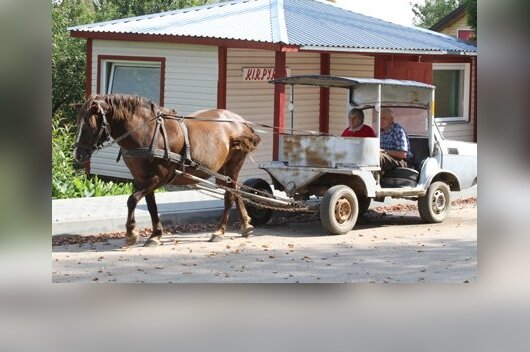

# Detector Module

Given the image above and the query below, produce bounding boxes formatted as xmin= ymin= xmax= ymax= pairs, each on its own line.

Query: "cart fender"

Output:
xmin=352 ymin=170 xmax=377 ymax=197
xmin=419 ymin=158 xmax=461 ymax=191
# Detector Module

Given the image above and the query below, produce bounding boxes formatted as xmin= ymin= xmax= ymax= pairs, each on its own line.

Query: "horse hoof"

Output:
xmin=241 ymin=225 xmax=254 ymax=238
xmin=143 ymin=238 xmax=160 ymax=247
xmin=208 ymin=234 xmax=224 ymax=242
xmin=124 ymin=234 xmax=139 ymax=247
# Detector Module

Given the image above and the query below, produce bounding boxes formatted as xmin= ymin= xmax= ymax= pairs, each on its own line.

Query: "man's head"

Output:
xmin=348 ymin=108 xmax=364 ymax=129
xmin=380 ymin=108 xmax=394 ymax=130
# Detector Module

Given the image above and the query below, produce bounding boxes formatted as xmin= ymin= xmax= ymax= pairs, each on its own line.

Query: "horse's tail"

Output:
xmin=231 ymin=128 xmax=261 ymax=153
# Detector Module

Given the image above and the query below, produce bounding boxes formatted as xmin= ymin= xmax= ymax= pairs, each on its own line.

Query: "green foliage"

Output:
xmin=100 ymin=0 xmax=214 ymax=18
xmin=462 ymin=0 xmax=477 ymax=33
xmin=411 ymin=0 xmax=460 ymax=29
xmin=52 ymin=114 xmax=134 ymax=199
xmin=52 ymin=1 xmax=95 ymax=117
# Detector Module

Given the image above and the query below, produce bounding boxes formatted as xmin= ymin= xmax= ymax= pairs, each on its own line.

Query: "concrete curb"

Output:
xmin=52 ymin=190 xmax=227 ymax=236
xmin=52 ymin=186 xmax=476 ymax=237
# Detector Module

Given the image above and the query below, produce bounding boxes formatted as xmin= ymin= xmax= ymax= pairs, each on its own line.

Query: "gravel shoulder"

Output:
xmin=52 ymin=199 xmax=477 ymax=283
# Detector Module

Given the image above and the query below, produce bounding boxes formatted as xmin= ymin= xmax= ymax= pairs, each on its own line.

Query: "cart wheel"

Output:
xmin=320 ymin=185 xmax=358 ymax=235
xmin=242 ymin=178 xmax=273 ymax=226
xmin=418 ymin=181 xmax=451 ymax=223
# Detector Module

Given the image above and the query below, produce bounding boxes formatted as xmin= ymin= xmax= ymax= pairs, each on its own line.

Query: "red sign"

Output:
xmin=242 ymin=67 xmax=290 ymax=81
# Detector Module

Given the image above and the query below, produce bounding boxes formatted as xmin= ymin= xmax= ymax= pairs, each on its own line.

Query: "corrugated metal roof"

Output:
xmin=272 ymin=75 xmax=436 ymax=89
xmin=69 ymin=0 xmax=476 ymax=55
xmin=70 ymin=0 xmax=274 ymax=42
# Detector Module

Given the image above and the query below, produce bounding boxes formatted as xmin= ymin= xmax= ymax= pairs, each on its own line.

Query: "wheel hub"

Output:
xmin=432 ymin=189 xmax=446 ymax=214
xmin=335 ymin=197 xmax=352 ymax=223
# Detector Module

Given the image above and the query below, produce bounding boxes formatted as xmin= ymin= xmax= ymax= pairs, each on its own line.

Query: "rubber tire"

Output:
xmin=242 ymin=178 xmax=273 ymax=226
xmin=357 ymin=194 xmax=371 ymax=216
xmin=320 ymin=185 xmax=359 ymax=235
xmin=418 ymin=181 xmax=451 ymax=223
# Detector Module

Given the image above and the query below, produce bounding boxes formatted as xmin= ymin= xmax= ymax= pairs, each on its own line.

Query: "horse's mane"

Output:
xmin=98 ymin=94 xmax=158 ymax=121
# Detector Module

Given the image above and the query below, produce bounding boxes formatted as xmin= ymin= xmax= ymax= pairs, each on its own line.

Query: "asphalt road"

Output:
xmin=52 ymin=200 xmax=477 ymax=283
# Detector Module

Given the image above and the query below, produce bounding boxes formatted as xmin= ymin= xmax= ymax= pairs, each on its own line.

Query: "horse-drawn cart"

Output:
xmin=74 ymin=75 xmax=476 ymax=245
xmin=242 ymin=75 xmax=477 ymax=235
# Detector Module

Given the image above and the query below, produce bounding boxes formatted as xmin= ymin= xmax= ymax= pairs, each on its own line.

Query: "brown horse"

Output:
xmin=73 ymin=94 xmax=261 ymax=246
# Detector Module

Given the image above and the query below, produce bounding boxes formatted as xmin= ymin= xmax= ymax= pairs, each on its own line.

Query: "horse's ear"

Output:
xmin=150 ymin=102 xmax=159 ymax=115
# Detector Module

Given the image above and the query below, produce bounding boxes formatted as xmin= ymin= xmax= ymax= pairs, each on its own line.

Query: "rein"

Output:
xmin=77 ymin=109 xmax=333 ymax=161
xmin=75 ymin=114 xmax=159 ymax=154
xmin=78 ymin=109 xmax=335 ymax=187
xmin=159 ymin=112 xmax=334 ymax=136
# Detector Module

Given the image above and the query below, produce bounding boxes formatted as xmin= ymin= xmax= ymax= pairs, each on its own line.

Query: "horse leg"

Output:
xmin=144 ymin=191 xmax=164 ymax=247
xmin=208 ymin=151 xmax=253 ymax=242
xmin=124 ymin=176 xmax=162 ymax=247
xmin=208 ymin=187 xmax=234 ymax=242
xmin=230 ymin=153 xmax=254 ymax=237
xmin=234 ymin=194 xmax=253 ymax=238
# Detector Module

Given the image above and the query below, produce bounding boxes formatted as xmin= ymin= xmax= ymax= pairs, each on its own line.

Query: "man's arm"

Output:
xmin=382 ymin=149 xmax=407 ymax=159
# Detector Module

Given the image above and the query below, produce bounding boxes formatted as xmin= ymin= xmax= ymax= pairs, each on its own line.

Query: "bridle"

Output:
xmin=74 ymin=112 xmax=111 ymax=154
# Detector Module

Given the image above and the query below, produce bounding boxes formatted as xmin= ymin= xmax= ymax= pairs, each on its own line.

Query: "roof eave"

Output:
xmin=69 ymin=30 xmax=300 ymax=52
xmin=300 ymin=45 xmax=477 ymax=56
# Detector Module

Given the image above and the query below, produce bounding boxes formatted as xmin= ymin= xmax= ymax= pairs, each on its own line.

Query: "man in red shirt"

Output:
xmin=340 ymin=108 xmax=376 ymax=138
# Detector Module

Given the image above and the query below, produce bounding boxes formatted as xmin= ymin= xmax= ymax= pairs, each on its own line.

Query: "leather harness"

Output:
xmin=119 ymin=113 xmax=197 ymax=171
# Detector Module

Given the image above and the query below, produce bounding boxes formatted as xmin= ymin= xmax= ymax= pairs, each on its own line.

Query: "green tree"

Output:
xmin=101 ymin=0 xmax=216 ymax=18
xmin=411 ymin=0 xmax=460 ymax=29
xmin=462 ymin=0 xmax=477 ymax=32
xmin=52 ymin=0 xmax=95 ymax=116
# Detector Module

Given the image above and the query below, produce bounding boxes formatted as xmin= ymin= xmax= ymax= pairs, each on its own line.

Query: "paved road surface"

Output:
xmin=52 ymin=201 xmax=477 ymax=283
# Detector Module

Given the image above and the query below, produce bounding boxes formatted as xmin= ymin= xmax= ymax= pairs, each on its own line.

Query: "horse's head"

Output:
xmin=73 ymin=96 xmax=112 ymax=165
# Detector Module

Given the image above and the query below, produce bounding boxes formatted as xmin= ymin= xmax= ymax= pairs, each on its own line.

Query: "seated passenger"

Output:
xmin=379 ymin=108 xmax=413 ymax=173
xmin=341 ymin=108 xmax=376 ymax=138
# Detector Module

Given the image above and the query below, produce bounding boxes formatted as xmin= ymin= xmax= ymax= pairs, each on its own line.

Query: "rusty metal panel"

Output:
xmin=279 ymin=135 xmax=379 ymax=168
xmin=264 ymin=167 xmax=324 ymax=194
xmin=261 ymin=163 xmax=378 ymax=196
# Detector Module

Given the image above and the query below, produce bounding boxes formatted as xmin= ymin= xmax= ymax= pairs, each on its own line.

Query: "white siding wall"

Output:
xmin=226 ymin=49 xmax=321 ymax=181
xmin=87 ymin=42 xmax=473 ymax=181
xmin=329 ymin=53 xmax=375 ymax=135
xmin=226 ymin=50 xmax=373 ymax=181
xmin=437 ymin=123 xmax=474 ymax=142
xmin=90 ymin=40 xmax=218 ymax=179
xmin=286 ymin=52 xmax=321 ymax=133
xmin=441 ymin=15 xmax=470 ymax=37
xmin=226 ymin=49 xmax=275 ymax=182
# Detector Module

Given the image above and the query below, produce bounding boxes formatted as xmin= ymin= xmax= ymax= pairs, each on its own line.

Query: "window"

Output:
xmin=433 ymin=63 xmax=470 ymax=122
xmin=101 ymin=58 xmax=163 ymax=104
xmin=457 ymin=29 xmax=475 ymax=41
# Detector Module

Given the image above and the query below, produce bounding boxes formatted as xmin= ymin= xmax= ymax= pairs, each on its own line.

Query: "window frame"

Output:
xmin=432 ymin=62 xmax=470 ymax=123
xmin=97 ymin=55 xmax=165 ymax=105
